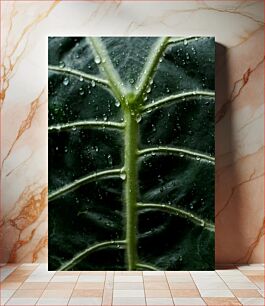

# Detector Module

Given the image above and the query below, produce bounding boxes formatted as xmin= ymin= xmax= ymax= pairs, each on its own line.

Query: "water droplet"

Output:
xmin=136 ymin=114 xmax=142 ymax=123
xmin=196 ymin=157 xmax=200 ymax=161
xmin=180 ymin=153 xmax=184 ymax=158
xmin=146 ymin=86 xmax=151 ymax=93
xmin=59 ymin=61 xmax=65 ymax=68
xmin=94 ymin=146 xmax=99 ymax=152
xmin=79 ymin=87 xmax=84 ymax=95
xmin=115 ymin=100 xmax=120 ymax=107
xmin=166 ymin=88 xmax=170 ymax=93
xmin=94 ymin=56 xmax=101 ymax=64
xmin=63 ymin=77 xmax=69 ymax=86
xmin=183 ymin=39 xmax=188 ymax=46
xmin=55 ymin=146 xmax=59 ymax=151
xmin=143 ymin=96 xmax=148 ymax=101
xmin=129 ymin=78 xmax=135 ymax=84
xmin=151 ymin=152 xmax=155 ymax=156
xmin=79 ymin=76 xmax=84 ymax=82
xmin=159 ymin=58 xmax=163 ymax=63
xmin=107 ymin=154 xmax=113 ymax=166
xmin=91 ymin=80 xmax=96 ymax=87
xmin=103 ymin=115 xmax=108 ymax=121
xmin=72 ymin=126 xmax=77 ymax=131
xmin=120 ymin=169 xmax=126 ymax=180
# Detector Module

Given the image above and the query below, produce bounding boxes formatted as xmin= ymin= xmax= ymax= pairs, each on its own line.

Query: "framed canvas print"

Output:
xmin=48 ymin=37 xmax=215 ymax=271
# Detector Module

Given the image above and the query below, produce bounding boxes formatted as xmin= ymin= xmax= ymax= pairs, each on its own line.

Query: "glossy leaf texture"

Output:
xmin=48 ymin=37 xmax=215 ymax=270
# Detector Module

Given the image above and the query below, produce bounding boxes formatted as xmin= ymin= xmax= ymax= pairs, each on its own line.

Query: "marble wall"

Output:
xmin=0 ymin=0 xmax=264 ymax=264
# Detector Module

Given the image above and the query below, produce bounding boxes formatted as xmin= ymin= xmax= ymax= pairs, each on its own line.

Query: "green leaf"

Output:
xmin=48 ymin=37 xmax=215 ymax=271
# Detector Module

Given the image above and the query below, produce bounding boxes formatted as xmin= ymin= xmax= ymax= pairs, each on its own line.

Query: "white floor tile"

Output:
xmin=6 ymin=298 xmax=38 ymax=305
xmin=50 ymin=276 xmax=78 ymax=282
xmin=255 ymin=282 xmax=264 ymax=290
xmin=112 ymin=297 xmax=146 ymax=305
xmin=25 ymin=276 xmax=53 ymax=283
xmin=113 ymin=290 xmax=145 ymax=297
xmin=220 ymin=275 xmax=250 ymax=282
xmin=173 ymin=297 xmax=206 ymax=305
xmin=195 ymin=281 xmax=228 ymax=290
xmin=0 ymin=266 xmax=18 ymax=281
xmin=1 ymin=297 xmax=10 ymax=305
xmin=199 ymin=289 xmax=234 ymax=297
xmin=37 ymin=298 xmax=69 ymax=305
xmin=68 ymin=297 xmax=102 ymax=305
xmin=226 ymin=282 xmax=258 ymax=289
xmin=114 ymin=276 xmax=143 ymax=282
xmin=237 ymin=264 xmax=264 ymax=270
xmin=258 ymin=290 xmax=265 ymax=297
xmin=78 ymin=275 xmax=105 ymax=282
xmin=238 ymin=297 xmax=265 ymax=305
xmin=190 ymin=271 xmax=217 ymax=276
xmin=114 ymin=282 xmax=144 ymax=289
xmin=143 ymin=271 xmax=165 ymax=276
xmin=216 ymin=269 xmax=244 ymax=276
xmin=146 ymin=297 xmax=174 ymax=305
xmin=1 ymin=290 xmax=15 ymax=298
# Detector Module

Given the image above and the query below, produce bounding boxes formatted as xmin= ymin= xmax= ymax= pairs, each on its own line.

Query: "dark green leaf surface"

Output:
xmin=48 ymin=37 xmax=215 ymax=271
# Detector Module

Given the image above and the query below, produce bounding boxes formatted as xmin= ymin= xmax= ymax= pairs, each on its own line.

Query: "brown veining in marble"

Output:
xmin=216 ymin=57 xmax=264 ymax=124
xmin=215 ymin=170 xmax=263 ymax=218
xmin=32 ymin=232 xmax=48 ymax=262
xmin=235 ymin=219 xmax=265 ymax=263
xmin=7 ymin=186 xmax=47 ymax=262
xmin=0 ymin=1 xmax=59 ymax=106
xmin=2 ymin=90 xmax=44 ymax=166
xmin=9 ymin=186 xmax=47 ymax=231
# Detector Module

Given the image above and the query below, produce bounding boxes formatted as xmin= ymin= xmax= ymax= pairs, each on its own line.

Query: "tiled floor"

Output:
xmin=0 ymin=264 xmax=264 ymax=305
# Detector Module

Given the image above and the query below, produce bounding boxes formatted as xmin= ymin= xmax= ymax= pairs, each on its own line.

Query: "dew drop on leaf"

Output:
xmin=59 ymin=61 xmax=65 ymax=68
xmin=94 ymin=146 xmax=99 ymax=152
xmin=91 ymin=80 xmax=96 ymax=87
xmin=115 ymin=100 xmax=120 ymax=107
xmin=94 ymin=56 xmax=101 ymax=64
xmin=107 ymin=154 xmax=113 ymax=166
xmin=63 ymin=77 xmax=69 ymax=86
xmin=120 ymin=169 xmax=126 ymax=180
xmin=79 ymin=76 xmax=84 ymax=82
xmin=183 ymin=39 xmax=188 ymax=46
xmin=136 ymin=114 xmax=142 ymax=123
xmin=79 ymin=87 xmax=84 ymax=95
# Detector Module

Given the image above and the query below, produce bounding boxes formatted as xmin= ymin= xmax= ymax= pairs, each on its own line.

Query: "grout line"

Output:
xmin=101 ymin=270 xmax=107 ymax=306
xmin=164 ymin=270 xmax=174 ymax=305
xmin=142 ymin=270 xmax=147 ymax=306
xmin=110 ymin=271 xmax=114 ymax=306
